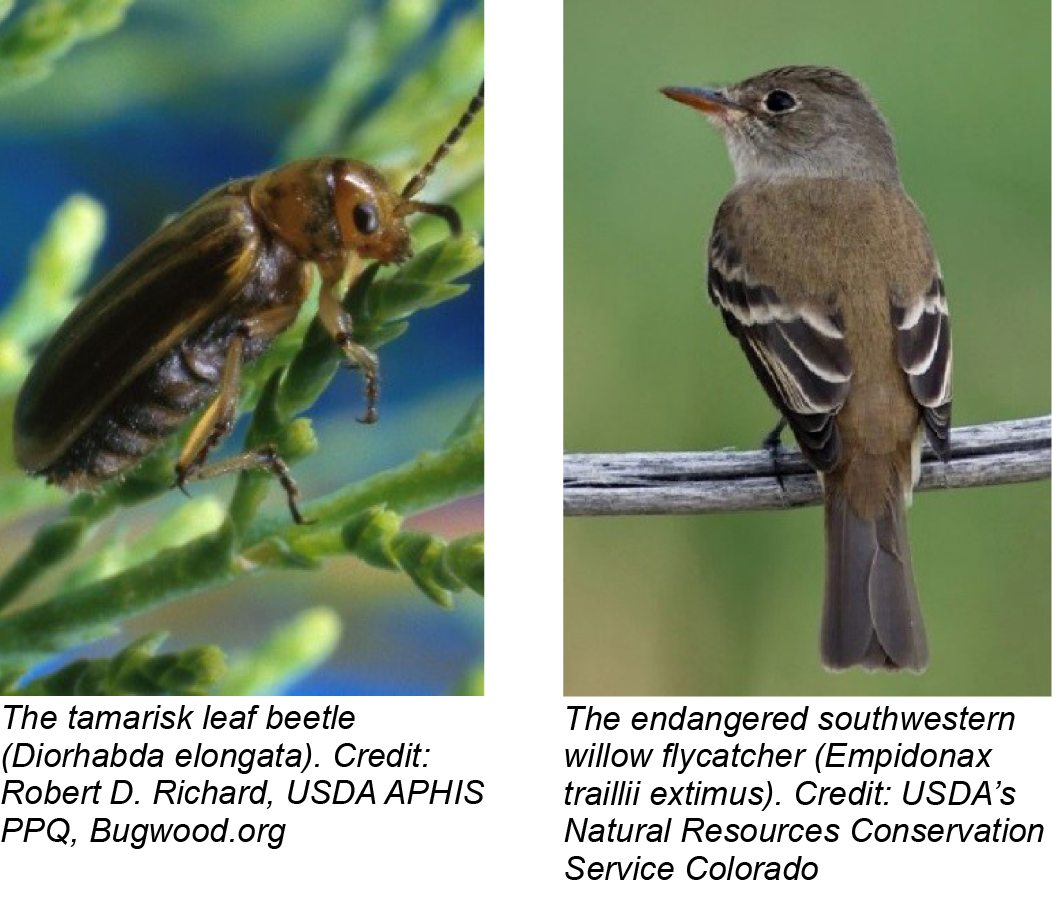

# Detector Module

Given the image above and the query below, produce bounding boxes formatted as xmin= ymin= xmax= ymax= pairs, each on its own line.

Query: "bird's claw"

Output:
xmin=762 ymin=423 xmax=787 ymax=493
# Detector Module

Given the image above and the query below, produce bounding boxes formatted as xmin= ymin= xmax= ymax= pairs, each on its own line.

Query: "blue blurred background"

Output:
xmin=564 ymin=0 xmax=1049 ymax=695
xmin=0 ymin=0 xmax=483 ymax=694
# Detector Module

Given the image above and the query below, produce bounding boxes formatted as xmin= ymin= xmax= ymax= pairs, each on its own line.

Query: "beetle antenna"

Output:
xmin=402 ymin=80 xmax=484 ymax=200
xmin=398 ymin=200 xmax=462 ymax=236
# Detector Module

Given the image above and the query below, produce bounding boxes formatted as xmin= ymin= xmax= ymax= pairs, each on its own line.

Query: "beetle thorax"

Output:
xmin=249 ymin=160 xmax=345 ymax=260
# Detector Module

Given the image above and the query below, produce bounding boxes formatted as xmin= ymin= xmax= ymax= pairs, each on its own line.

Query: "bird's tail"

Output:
xmin=821 ymin=481 xmax=928 ymax=672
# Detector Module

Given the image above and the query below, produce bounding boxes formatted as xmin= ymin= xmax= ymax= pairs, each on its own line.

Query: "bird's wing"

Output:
xmin=889 ymin=270 xmax=952 ymax=459
xmin=708 ymin=199 xmax=853 ymax=471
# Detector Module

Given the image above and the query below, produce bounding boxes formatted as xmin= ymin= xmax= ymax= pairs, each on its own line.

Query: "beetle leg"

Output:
xmin=174 ymin=328 xmax=247 ymax=491
xmin=181 ymin=445 xmax=311 ymax=525
xmin=244 ymin=302 xmax=303 ymax=341
xmin=175 ymin=310 xmax=311 ymax=523
xmin=174 ymin=302 xmax=301 ymax=490
xmin=317 ymin=261 xmax=379 ymax=425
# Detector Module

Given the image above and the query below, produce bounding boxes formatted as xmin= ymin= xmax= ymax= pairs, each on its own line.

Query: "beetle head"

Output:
xmin=250 ymin=81 xmax=481 ymax=265
xmin=332 ymin=161 xmax=414 ymax=264
xmin=250 ymin=159 xmax=412 ymax=264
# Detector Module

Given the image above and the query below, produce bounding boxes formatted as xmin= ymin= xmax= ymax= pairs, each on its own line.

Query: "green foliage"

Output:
xmin=0 ymin=0 xmax=134 ymax=93
xmin=0 ymin=194 xmax=104 ymax=392
xmin=217 ymin=608 xmax=340 ymax=696
xmin=280 ymin=0 xmax=434 ymax=162
xmin=0 ymin=517 xmax=86 ymax=613
xmin=0 ymin=0 xmax=363 ymax=125
xmin=340 ymin=506 xmax=484 ymax=607
xmin=0 ymin=226 xmax=484 ymax=681
xmin=0 ymin=0 xmax=484 ymax=695
xmin=238 ymin=416 xmax=483 ymax=566
xmin=9 ymin=632 xmax=225 ymax=695
xmin=453 ymin=664 xmax=483 ymax=696
xmin=0 ymin=520 xmax=238 ymax=668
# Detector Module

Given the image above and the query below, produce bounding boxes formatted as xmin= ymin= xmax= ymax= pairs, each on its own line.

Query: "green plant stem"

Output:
xmin=241 ymin=424 xmax=483 ymax=560
xmin=0 ymin=0 xmax=135 ymax=94
xmin=0 ymin=521 xmax=235 ymax=668
xmin=0 ymin=423 xmax=482 ymax=667
xmin=11 ymin=633 xmax=226 ymax=695
xmin=0 ymin=517 xmax=86 ymax=613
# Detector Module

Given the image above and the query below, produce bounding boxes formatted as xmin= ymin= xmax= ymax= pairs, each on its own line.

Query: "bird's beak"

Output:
xmin=661 ymin=86 xmax=747 ymax=123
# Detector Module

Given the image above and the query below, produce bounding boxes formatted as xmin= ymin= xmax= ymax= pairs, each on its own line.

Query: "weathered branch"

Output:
xmin=564 ymin=416 xmax=1051 ymax=517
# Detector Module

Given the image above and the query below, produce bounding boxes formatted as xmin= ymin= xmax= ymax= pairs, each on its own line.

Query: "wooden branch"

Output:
xmin=564 ymin=416 xmax=1051 ymax=517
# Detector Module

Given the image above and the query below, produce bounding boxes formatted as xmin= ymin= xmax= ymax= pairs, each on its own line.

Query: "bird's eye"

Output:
xmin=763 ymin=90 xmax=797 ymax=113
xmin=352 ymin=202 xmax=380 ymax=235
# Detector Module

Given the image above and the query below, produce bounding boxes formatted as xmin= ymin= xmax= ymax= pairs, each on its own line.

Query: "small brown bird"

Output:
xmin=663 ymin=66 xmax=952 ymax=671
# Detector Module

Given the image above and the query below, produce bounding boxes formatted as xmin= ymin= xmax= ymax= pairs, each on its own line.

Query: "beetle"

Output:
xmin=13 ymin=82 xmax=484 ymax=524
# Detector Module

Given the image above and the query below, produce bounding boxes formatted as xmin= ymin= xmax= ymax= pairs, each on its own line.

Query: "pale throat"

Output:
xmin=724 ymin=128 xmax=902 ymax=186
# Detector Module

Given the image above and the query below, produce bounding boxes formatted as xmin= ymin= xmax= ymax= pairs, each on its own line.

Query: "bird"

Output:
xmin=662 ymin=66 xmax=951 ymax=671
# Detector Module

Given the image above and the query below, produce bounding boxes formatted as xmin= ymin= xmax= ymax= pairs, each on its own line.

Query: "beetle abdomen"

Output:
xmin=40 ymin=329 xmax=236 ymax=489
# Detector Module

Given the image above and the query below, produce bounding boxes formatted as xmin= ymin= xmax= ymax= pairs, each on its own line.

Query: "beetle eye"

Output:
xmin=352 ymin=202 xmax=379 ymax=235
xmin=763 ymin=90 xmax=797 ymax=113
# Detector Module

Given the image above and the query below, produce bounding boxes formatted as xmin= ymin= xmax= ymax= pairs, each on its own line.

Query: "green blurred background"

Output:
xmin=564 ymin=0 xmax=1050 ymax=695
